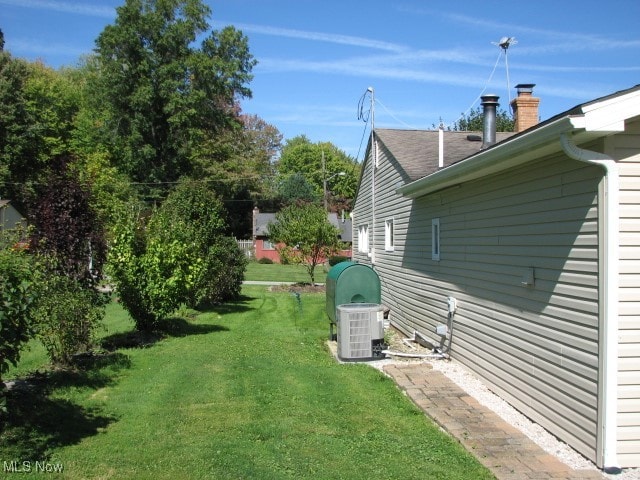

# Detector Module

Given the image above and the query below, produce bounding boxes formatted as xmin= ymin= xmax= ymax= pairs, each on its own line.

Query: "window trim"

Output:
xmin=358 ymin=224 xmax=369 ymax=253
xmin=384 ymin=218 xmax=394 ymax=252
xmin=431 ymin=218 xmax=440 ymax=261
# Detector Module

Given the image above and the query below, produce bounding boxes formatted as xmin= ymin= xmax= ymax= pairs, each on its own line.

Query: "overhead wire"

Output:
xmin=354 ymin=45 xmax=507 ymax=134
xmin=442 ymin=48 xmax=503 ymax=130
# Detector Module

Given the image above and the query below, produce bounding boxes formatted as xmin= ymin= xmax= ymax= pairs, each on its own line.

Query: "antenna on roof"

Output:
xmin=356 ymin=87 xmax=375 ymax=162
xmin=491 ymin=36 xmax=517 ymax=106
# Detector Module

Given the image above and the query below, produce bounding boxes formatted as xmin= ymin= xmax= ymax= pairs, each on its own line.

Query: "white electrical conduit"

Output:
xmin=382 ymin=350 xmax=448 ymax=359
xmin=560 ymin=132 xmax=620 ymax=471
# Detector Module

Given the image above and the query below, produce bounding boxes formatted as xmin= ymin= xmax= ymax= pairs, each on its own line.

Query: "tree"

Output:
xmin=267 ymin=203 xmax=342 ymax=284
xmin=0 ymin=55 xmax=84 ymax=213
xmin=149 ymin=180 xmax=246 ymax=307
xmin=92 ymin=0 xmax=256 ymax=198
xmin=0 ymin=228 xmax=41 ymax=391
xmin=452 ymin=106 xmax=514 ymax=132
xmin=276 ymin=136 xmax=360 ymax=211
xmin=109 ymin=181 xmax=246 ymax=330
xmin=191 ymin=113 xmax=282 ymax=237
xmin=277 ymin=172 xmax=319 ymax=205
xmin=0 ymin=53 xmax=33 ymax=208
xmin=28 ymin=155 xmax=108 ymax=365
xmin=30 ymin=155 xmax=106 ymax=287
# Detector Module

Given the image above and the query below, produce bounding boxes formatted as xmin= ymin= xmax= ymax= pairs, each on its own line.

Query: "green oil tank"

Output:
xmin=325 ymin=261 xmax=381 ymax=324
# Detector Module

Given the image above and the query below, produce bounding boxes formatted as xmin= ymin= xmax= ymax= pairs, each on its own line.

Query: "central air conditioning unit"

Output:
xmin=336 ymin=303 xmax=386 ymax=361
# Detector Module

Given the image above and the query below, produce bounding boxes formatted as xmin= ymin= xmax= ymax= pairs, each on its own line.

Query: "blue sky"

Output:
xmin=1 ymin=0 xmax=639 ymax=160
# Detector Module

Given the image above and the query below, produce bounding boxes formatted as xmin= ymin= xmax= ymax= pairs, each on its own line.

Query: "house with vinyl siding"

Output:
xmin=351 ymin=84 xmax=640 ymax=470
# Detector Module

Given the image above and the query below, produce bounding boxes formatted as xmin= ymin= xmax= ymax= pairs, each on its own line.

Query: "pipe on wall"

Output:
xmin=560 ymin=132 xmax=620 ymax=471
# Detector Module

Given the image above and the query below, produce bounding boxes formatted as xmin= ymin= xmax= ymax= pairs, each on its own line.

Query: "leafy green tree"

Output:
xmin=277 ymin=172 xmax=319 ymax=205
xmin=276 ymin=136 xmax=360 ymax=211
xmin=108 ymin=203 xmax=157 ymax=330
xmin=28 ymin=155 xmax=108 ymax=365
xmin=0 ymin=229 xmax=41 ymax=391
xmin=109 ymin=181 xmax=246 ymax=329
xmin=34 ymin=273 xmax=106 ymax=366
xmin=0 ymin=53 xmax=33 ymax=208
xmin=149 ymin=180 xmax=246 ymax=308
xmin=452 ymin=106 xmax=514 ymax=132
xmin=191 ymin=114 xmax=282 ymax=237
xmin=109 ymin=201 xmax=194 ymax=330
xmin=268 ymin=203 xmax=342 ymax=284
xmin=0 ymin=55 xmax=84 ymax=212
xmin=92 ymin=0 xmax=256 ymax=198
xmin=69 ymin=59 xmax=138 ymax=235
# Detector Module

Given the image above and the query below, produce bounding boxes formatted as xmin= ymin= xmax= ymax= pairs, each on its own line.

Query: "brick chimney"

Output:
xmin=511 ymin=84 xmax=540 ymax=132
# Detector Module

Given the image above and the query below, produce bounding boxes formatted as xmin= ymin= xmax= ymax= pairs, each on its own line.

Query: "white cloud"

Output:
xmin=0 ymin=0 xmax=114 ymax=18
xmin=215 ymin=21 xmax=408 ymax=53
xmin=9 ymin=38 xmax=88 ymax=57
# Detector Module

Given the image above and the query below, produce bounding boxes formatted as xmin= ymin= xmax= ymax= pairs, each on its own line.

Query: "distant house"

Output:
xmin=352 ymin=84 xmax=640 ymax=469
xmin=252 ymin=207 xmax=352 ymax=263
xmin=0 ymin=199 xmax=26 ymax=232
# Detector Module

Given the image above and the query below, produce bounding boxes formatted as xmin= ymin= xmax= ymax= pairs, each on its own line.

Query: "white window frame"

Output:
xmin=384 ymin=218 xmax=394 ymax=252
xmin=358 ymin=224 xmax=369 ymax=253
xmin=431 ymin=218 xmax=440 ymax=261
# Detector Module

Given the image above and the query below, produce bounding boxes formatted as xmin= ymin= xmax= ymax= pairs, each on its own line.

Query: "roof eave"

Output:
xmin=397 ymin=117 xmax=577 ymax=198
xmin=397 ymin=85 xmax=640 ymax=199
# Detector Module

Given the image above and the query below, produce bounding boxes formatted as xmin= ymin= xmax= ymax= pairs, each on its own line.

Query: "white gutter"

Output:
xmin=560 ymin=132 xmax=620 ymax=471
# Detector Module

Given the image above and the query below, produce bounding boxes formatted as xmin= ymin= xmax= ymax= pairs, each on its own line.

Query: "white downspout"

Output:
xmin=560 ymin=132 xmax=620 ymax=471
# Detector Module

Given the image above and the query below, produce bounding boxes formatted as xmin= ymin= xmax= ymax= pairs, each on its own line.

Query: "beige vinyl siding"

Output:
xmin=367 ymin=149 xmax=604 ymax=463
xmin=614 ymin=118 xmax=640 ymax=468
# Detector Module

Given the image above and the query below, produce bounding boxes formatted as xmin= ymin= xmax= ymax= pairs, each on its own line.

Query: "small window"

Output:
xmin=358 ymin=224 xmax=369 ymax=253
xmin=263 ymin=240 xmax=275 ymax=250
xmin=385 ymin=218 xmax=394 ymax=251
xmin=432 ymin=218 xmax=440 ymax=261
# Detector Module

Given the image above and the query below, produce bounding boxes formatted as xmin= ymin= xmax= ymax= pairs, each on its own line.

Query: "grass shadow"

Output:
xmin=100 ymin=330 xmax=165 ymax=350
xmin=196 ymin=294 xmax=255 ymax=316
xmin=0 ymin=354 xmax=125 ymax=461
xmin=155 ymin=317 xmax=229 ymax=338
xmin=101 ymin=319 xmax=229 ymax=350
xmin=1 ymin=383 xmax=116 ymax=461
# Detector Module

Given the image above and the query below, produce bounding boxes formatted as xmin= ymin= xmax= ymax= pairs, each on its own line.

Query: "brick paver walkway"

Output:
xmin=383 ymin=363 xmax=605 ymax=480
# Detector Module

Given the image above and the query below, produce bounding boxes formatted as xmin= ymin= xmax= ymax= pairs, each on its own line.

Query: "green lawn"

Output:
xmin=1 ymin=286 xmax=493 ymax=479
xmin=244 ymin=262 xmax=328 ymax=283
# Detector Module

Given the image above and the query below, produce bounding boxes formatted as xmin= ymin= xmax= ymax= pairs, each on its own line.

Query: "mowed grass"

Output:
xmin=244 ymin=262 xmax=328 ymax=283
xmin=1 ymin=286 xmax=493 ymax=479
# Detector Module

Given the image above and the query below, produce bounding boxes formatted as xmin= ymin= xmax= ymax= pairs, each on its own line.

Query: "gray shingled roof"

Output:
xmin=254 ymin=211 xmax=352 ymax=242
xmin=375 ymin=129 xmax=515 ymax=182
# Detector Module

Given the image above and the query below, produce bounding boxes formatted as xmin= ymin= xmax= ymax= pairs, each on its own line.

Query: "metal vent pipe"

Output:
xmin=481 ymin=94 xmax=500 ymax=148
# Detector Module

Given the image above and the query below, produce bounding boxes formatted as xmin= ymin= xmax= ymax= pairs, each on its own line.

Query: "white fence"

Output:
xmin=236 ymin=238 xmax=254 ymax=258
